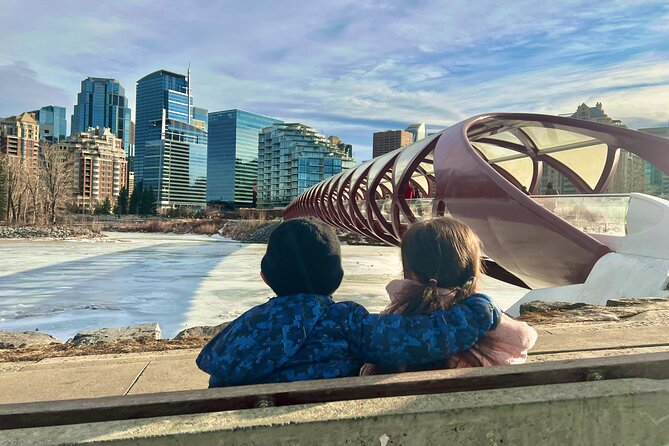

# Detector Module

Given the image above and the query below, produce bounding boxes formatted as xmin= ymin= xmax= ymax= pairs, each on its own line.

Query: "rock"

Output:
xmin=519 ymin=301 xmax=587 ymax=314
xmin=68 ymin=323 xmax=161 ymax=346
xmin=0 ymin=331 xmax=62 ymax=349
xmin=173 ymin=322 xmax=230 ymax=340
xmin=239 ymin=222 xmax=281 ymax=244
xmin=606 ymin=297 xmax=669 ymax=307
xmin=517 ymin=298 xmax=669 ymax=323
xmin=0 ymin=225 xmax=100 ymax=239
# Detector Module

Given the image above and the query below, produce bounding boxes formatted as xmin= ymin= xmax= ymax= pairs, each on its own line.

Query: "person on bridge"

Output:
xmin=361 ymin=217 xmax=537 ymax=376
xmin=405 ymin=181 xmax=415 ymax=199
xmin=197 ymin=217 xmax=501 ymax=388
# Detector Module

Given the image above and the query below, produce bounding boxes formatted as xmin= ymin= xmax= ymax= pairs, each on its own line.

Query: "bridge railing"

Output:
xmin=532 ymin=194 xmax=630 ymax=236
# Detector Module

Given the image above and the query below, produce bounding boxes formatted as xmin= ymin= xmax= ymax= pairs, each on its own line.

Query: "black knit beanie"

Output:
xmin=261 ymin=218 xmax=343 ymax=297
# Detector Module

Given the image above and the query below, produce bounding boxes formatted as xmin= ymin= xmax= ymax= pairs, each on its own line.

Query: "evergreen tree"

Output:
xmin=129 ymin=182 xmax=142 ymax=215
xmin=116 ymin=186 xmax=129 ymax=215
xmin=140 ymin=187 xmax=156 ymax=215
xmin=102 ymin=196 xmax=112 ymax=214
xmin=93 ymin=197 xmax=112 ymax=215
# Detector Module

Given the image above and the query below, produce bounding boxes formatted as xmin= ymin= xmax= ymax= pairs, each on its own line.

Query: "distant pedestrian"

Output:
xmin=545 ymin=182 xmax=559 ymax=195
xmin=405 ymin=182 xmax=415 ymax=199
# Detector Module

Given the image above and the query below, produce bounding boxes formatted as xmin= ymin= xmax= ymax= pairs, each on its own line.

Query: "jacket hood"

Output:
xmin=196 ymin=294 xmax=333 ymax=387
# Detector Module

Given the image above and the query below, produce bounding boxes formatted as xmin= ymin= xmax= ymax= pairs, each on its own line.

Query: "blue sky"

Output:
xmin=1 ymin=0 xmax=668 ymax=161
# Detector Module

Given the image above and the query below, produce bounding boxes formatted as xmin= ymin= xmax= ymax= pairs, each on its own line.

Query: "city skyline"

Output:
xmin=1 ymin=1 xmax=669 ymax=161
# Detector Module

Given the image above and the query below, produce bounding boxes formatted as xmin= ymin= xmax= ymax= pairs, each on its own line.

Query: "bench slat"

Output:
xmin=1 ymin=351 xmax=668 ymax=430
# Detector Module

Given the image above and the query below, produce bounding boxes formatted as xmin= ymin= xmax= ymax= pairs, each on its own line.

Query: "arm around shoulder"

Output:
xmin=346 ymin=294 xmax=500 ymax=368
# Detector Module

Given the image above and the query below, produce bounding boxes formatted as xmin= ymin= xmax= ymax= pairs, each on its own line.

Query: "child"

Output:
xmin=197 ymin=217 xmax=501 ymax=387
xmin=361 ymin=217 xmax=537 ymax=376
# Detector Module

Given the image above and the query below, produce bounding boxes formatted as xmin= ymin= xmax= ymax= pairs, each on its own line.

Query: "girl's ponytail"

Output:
xmin=421 ymin=278 xmax=440 ymax=310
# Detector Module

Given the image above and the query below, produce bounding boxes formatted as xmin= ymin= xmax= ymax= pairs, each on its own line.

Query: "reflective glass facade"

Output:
xmin=258 ymin=123 xmax=356 ymax=208
xmin=639 ymin=127 xmax=669 ymax=196
xmin=31 ymin=105 xmax=67 ymax=141
xmin=135 ymin=70 xmax=207 ymax=209
xmin=71 ymin=78 xmax=131 ymax=154
xmin=207 ymin=110 xmax=282 ymax=207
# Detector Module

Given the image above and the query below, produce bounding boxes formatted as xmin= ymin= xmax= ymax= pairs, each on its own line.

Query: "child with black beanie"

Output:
xmin=197 ymin=217 xmax=500 ymax=387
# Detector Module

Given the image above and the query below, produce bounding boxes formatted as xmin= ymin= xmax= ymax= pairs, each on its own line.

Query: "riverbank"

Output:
xmin=2 ymin=312 xmax=668 ymax=407
xmin=110 ymin=218 xmax=280 ymax=242
xmin=0 ymin=225 xmax=104 ymax=240
xmin=2 ymin=298 xmax=667 ymax=363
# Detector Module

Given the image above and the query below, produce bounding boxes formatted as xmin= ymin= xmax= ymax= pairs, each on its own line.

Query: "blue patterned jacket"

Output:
xmin=197 ymin=293 xmax=499 ymax=387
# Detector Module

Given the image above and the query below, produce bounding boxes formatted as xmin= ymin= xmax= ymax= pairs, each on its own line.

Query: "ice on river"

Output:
xmin=0 ymin=232 xmax=526 ymax=340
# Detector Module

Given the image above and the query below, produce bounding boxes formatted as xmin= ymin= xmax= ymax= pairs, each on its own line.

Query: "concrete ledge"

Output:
xmin=4 ymin=378 xmax=668 ymax=445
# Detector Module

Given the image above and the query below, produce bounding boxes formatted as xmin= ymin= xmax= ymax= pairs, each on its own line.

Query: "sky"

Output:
xmin=1 ymin=0 xmax=668 ymax=161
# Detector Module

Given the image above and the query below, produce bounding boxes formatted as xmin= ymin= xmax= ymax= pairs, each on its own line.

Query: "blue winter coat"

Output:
xmin=196 ymin=293 xmax=500 ymax=387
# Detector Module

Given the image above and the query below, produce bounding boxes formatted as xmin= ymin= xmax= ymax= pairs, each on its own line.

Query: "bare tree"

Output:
xmin=0 ymin=154 xmax=30 ymax=224
xmin=23 ymin=159 xmax=42 ymax=224
xmin=40 ymin=142 xmax=75 ymax=225
xmin=0 ymin=154 xmax=6 ymax=222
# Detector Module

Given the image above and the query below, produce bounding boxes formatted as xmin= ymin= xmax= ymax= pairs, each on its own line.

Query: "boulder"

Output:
xmin=173 ymin=322 xmax=230 ymax=341
xmin=68 ymin=323 xmax=161 ymax=346
xmin=0 ymin=331 xmax=62 ymax=349
xmin=606 ymin=297 xmax=669 ymax=308
xmin=518 ymin=298 xmax=669 ymax=323
xmin=519 ymin=301 xmax=587 ymax=314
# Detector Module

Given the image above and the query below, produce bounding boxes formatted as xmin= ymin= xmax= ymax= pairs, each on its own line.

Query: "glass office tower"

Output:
xmin=207 ymin=109 xmax=282 ymax=207
xmin=30 ymin=106 xmax=67 ymax=141
xmin=135 ymin=69 xmax=207 ymax=210
xmin=71 ymin=77 xmax=131 ymax=154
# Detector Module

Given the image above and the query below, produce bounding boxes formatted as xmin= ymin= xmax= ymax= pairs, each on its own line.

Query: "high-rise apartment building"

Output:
xmin=57 ymin=127 xmax=127 ymax=211
xmin=207 ymin=109 xmax=282 ymax=208
xmin=0 ymin=113 xmax=40 ymax=167
xmin=258 ymin=123 xmax=356 ymax=208
xmin=639 ymin=126 xmax=669 ymax=197
xmin=544 ymin=102 xmax=644 ymax=194
xmin=71 ymin=77 xmax=131 ymax=154
xmin=29 ymin=106 xmax=67 ymax=142
xmin=372 ymin=130 xmax=414 ymax=158
xmin=135 ymin=69 xmax=207 ymax=210
xmin=405 ymin=123 xmax=426 ymax=142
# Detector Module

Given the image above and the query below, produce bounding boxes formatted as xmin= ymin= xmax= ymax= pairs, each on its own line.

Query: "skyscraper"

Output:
xmin=71 ymin=77 xmax=131 ymax=154
xmin=405 ymin=123 xmax=426 ymax=142
xmin=639 ymin=126 xmax=669 ymax=197
xmin=29 ymin=105 xmax=67 ymax=142
xmin=257 ymin=123 xmax=356 ymax=209
xmin=372 ymin=130 xmax=414 ymax=158
xmin=135 ymin=69 xmax=207 ymax=210
xmin=207 ymin=109 xmax=282 ymax=208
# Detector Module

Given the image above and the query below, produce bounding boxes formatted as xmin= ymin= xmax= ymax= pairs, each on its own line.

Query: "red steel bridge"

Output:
xmin=284 ymin=113 xmax=669 ymax=290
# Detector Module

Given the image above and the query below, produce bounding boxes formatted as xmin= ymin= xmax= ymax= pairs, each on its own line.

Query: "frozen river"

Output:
xmin=0 ymin=232 xmax=527 ymax=340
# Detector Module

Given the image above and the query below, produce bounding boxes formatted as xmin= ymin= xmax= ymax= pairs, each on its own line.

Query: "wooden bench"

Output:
xmin=2 ymin=351 xmax=668 ymax=430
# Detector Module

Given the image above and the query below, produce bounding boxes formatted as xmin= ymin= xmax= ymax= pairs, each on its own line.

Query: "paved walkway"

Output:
xmin=1 ymin=322 xmax=669 ymax=405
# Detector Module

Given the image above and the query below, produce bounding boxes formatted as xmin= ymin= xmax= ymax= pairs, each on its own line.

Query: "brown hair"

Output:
xmin=359 ymin=217 xmax=485 ymax=376
xmin=390 ymin=217 xmax=484 ymax=315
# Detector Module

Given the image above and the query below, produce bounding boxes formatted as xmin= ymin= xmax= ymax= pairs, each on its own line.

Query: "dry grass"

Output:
xmin=0 ymin=338 xmax=209 ymax=362
xmin=115 ymin=218 xmax=227 ymax=235
xmin=113 ymin=218 xmax=279 ymax=241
